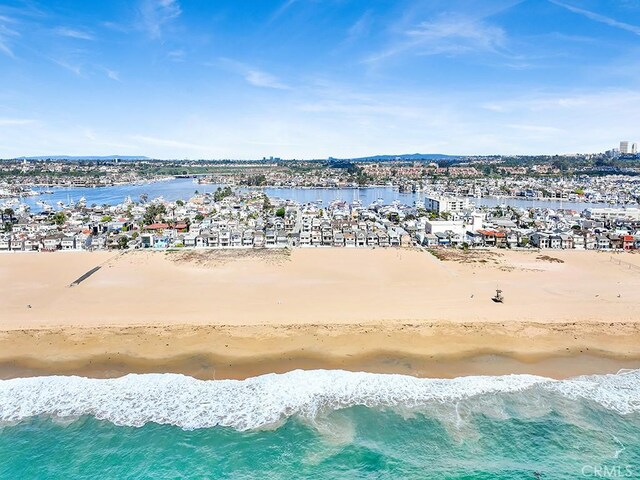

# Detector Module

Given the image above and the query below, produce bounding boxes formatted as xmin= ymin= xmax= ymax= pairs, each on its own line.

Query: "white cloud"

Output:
xmin=54 ymin=27 xmax=94 ymax=40
xmin=346 ymin=10 xmax=372 ymax=43
xmin=51 ymin=58 xmax=83 ymax=77
xmin=550 ymin=1 xmax=640 ymax=36
xmin=167 ymin=49 xmax=185 ymax=61
xmin=0 ymin=20 xmax=20 ymax=58
xmin=0 ymin=118 xmax=35 ymax=126
xmin=367 ymin=14 xmax=507 ymax=64
xmin=105 ymin=68 xmax=120 ymax=81
xmin=138 ymin=0 xmax=181 ymax=39
xmin=130 ymin=134 xmax=208 ymax=151
xmin=269 ymin=0 xmax=298 ymax=23
xmin=219 ymin=58 xmax=291 ymax=90
xmin=244 ymin=70 xmax=290 ymax=90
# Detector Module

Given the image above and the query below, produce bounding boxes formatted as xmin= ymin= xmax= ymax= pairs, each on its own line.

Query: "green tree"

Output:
xmin=275 ymin=207 xmax=286 ymax=218
xmin=53 ymin=211 xmax=66 ymax=226
xmin=143 ymin=204 xmax=167 ymax=225
xmin=262 ymin=195 xmax=272 ymax=212
xmin=101 ymin=215 xmax=112 ymax=223
xmin=176 ymin=199 xmax=185 ymax=206
xmin=213 ymin=186 xmax=233 ymax=202
xmin=117 ymin=236 xmax=129 ymax=249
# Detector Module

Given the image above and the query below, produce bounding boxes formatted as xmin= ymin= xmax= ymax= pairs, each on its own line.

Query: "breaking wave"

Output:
xmin=1 ymin=369 xmax=639 ymax=431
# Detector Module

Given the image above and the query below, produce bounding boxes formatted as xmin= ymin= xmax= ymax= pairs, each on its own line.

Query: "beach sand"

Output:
xmin=1 ymin=248 xmax=640 ymax=379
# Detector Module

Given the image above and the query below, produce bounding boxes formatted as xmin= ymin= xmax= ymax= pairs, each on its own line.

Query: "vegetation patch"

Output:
xmin=167 ymin=248 xmax=292 ymax=267
xmin=427 ymin=249 xmax=502 ymax=264
xmin=536 ymin=255 xmax=564 ymax=263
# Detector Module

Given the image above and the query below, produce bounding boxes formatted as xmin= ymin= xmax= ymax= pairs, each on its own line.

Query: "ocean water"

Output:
xmin=1 ymin=370 xmax=639 ymax=479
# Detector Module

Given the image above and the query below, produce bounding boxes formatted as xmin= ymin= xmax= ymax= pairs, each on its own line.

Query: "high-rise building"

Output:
xmin=620 ymin=141 xmax=638 ymax=155
xmin=620 ymin=141 xmax=630 ymax=154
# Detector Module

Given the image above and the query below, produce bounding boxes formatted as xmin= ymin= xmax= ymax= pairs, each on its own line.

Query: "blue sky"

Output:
xmin=0 ymin=0 xmax=639 ymax=158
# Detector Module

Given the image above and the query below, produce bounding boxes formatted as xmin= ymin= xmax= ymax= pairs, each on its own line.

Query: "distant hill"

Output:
xmin=13 ymin=155 xmax=150 ymax=161
xmin=343 ymin=153 xmax=460 ymax=161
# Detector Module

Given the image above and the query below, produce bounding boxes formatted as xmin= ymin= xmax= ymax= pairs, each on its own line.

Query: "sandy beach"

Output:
xmin=1 ymin=248 xmax=640 ymax=379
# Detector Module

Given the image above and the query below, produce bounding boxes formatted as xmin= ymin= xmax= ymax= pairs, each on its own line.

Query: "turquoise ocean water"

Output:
xmin=1 ymin=370 xmax=639 ymax=479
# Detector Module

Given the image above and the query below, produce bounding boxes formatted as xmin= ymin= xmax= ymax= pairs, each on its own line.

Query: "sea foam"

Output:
xmin=0 ymin=369 xmax=638 ymax=431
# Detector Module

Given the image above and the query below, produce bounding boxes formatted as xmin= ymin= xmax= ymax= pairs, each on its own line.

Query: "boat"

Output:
xmin=492 ymin=289 xmax=504 ymax=303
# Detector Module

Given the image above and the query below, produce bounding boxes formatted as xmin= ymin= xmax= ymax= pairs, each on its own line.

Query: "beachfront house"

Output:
xmin=61 ymin=234 xmax=78 ymax=250
xmin=288 ymin=232 xmax=299 ymax=247
xmin=10 ymin=237 xmax=24 ymax=251
xmin=378 ymin=231 xmax=389 ymax=247
xmin=140 ymin=233 xmax=155 ymax=248
xmin=596 ymin=235 xmax=611 ymax=250
xmin=0 ymin=236 xmax=11 ymax=251
xmin=276 ymin=230 xmax=288 ymax=247
xmin=24 ymin=237 xmax=40 ymax=252
xmin=344 ymin=232 xmax=356 ymax=247
xmin=183 ymin=233 xmax=197 ymax=248
xmin=423 ymin=233 xmax=438 ymax=247
xmin=42 ymin=233 xmax=64 ymax=251
xmin=322 ymin=228 xmax=333 ymax=246
xmin=530 ymin=232 xmax=550 ymax=249
xmin=333 ymin=231 xmax=344 ymax=247
xmin=253 ymin=231 xmax=265 ymax=248
xmin=265 ymin=229 xmax=276 ymax=247
xmin=311 ymin=230 xmax=322 ymax=246
xmin=242 ymin=229 xmax=254 ymax=247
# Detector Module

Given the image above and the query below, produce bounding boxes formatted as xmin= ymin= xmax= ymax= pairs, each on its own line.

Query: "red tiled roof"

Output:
xmin=145 ymin=223 xmax=169 ymax=230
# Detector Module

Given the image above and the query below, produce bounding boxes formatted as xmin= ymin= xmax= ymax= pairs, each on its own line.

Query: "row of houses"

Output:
xmin=416 ymin=224 xmax=640 ymax=250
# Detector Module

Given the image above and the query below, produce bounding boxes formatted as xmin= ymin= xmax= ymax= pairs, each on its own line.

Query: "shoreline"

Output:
xmin=2 ymin=322 xmax=640 ymax=380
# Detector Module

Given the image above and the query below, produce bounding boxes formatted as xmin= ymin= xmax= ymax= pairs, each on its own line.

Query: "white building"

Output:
xmin=425 ymin=213 xmax=483 ymax=237
xmin=620 ymin=141 xmax=637 ymax=155
xmin=424 ymin=195 xmax=471 ymax=215
xmin=584 ymin=207 xmax=640 ymax=221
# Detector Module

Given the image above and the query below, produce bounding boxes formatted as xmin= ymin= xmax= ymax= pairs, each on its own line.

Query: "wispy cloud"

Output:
xmin=269 ymin=0 xmax=298 ymax=23
xmin=408 ymin=16 xmax=506 ymax=54
xmin=51 ymin=57 xmax=83 ymax=77
xmin=345 ymin=10 xmax=373 ymax=43
xmin=54 ymin=27 xmax=94 ymax=40
xmin=0 ymin=118 xmax=35 ymax=126
xmin=167 ymin=49 xmax=185 ymax=61
xmin=105 ymin=68 xmax=120 ymax=81
xmin=0 ymin=19 xmax=20 ymax=58
xmin=366 ymin=14 xmax=507 ymax=64
xmin=244 ymin=70 xmax=290 ymax=90
xmin=130 ymin=134 xmax=207 ymax=151
xmin=138 ymin=0 xmax=181 ymax=39
xmin=550 ymin=0 xmax=640 ymax=36
xmin=220 ymin=58 xmax=291 ymax=90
